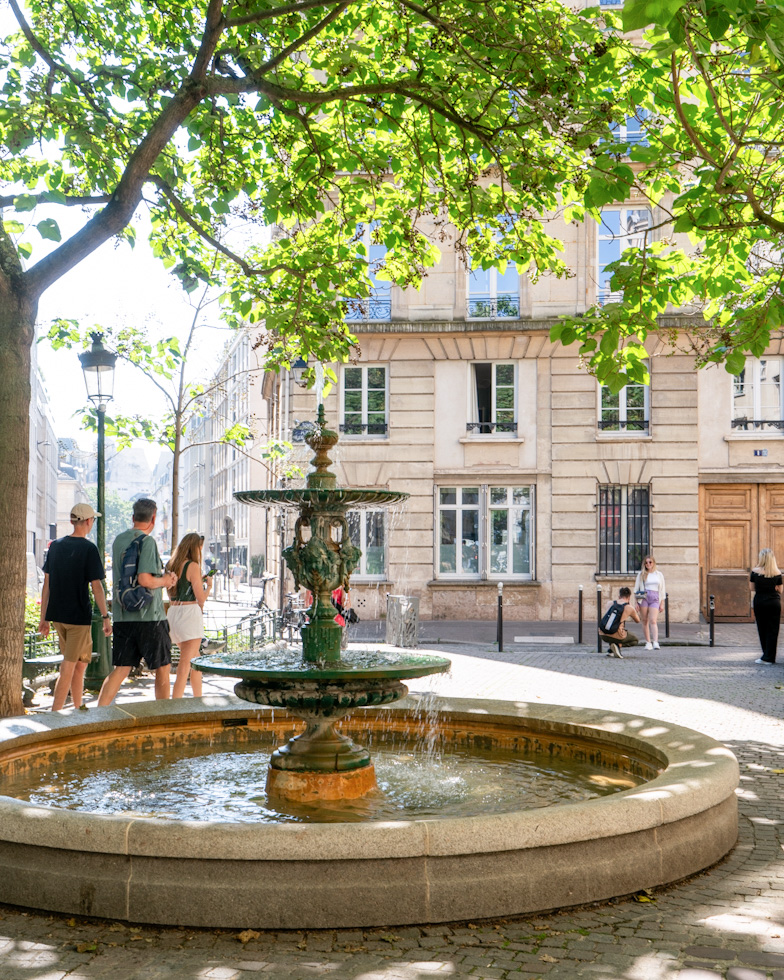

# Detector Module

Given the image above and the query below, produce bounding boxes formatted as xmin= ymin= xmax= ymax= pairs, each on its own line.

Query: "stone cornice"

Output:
xmin=350 ymin=313 xmax=711 ymax=335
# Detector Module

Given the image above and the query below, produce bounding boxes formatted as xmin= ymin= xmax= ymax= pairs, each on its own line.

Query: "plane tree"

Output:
xmin=0 ymin=0 xmax=621 ymax=715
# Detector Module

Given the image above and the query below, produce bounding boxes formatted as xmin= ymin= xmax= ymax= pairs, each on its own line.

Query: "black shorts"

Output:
xmin=112 ymin=620 xmax=172 ymax=670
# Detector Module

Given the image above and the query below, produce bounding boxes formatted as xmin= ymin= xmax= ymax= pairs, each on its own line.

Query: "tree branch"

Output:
xmin=251 ymin=0 xmax=351 ymax=76
xmin=224 ymin=0 xmax=350 ymax=28
xmin=147 ymin=177 xmax=309 ymax=281
xmin=22 ymin=0 xmax=227 ymax=300
xmin=208 ymin=76 xmax=498 ymax=142
xmin=0 ymin=192 xmax=112 ymax=208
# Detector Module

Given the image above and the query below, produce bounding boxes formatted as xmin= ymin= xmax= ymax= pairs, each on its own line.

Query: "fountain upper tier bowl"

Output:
xmin=234 ymin=488 xmax=409 ymax=510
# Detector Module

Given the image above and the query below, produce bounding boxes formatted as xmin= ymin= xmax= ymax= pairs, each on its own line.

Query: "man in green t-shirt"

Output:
xmin=97 ymin=498 xmax=177 ymax=707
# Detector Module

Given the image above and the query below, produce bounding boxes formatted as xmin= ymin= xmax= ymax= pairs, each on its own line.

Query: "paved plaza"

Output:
xmin=2 ymin=620 xmax=783 ymax=980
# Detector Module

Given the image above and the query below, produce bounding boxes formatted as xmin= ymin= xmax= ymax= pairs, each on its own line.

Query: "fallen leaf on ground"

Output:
xmin=236 ymin=929 xmax=260 ymax=944
xmin=75 ymin=942 xmax=97 ymax=953
xmin=540 ymin=953 xmax=559 ymax=962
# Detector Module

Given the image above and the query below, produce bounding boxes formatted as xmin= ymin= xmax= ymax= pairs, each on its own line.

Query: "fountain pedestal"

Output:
xmin=196 ymin=405 xmax=450 ymax=804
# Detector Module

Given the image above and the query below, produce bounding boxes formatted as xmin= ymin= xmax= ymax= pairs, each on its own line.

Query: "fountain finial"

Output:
xmin=304 ymin=404 xmax=339 ymax=489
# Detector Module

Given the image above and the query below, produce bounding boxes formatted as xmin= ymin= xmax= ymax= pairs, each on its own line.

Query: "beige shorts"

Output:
xmin=167 ymin=604 xmax=204 ymax=645
xmin=53 ymin=623 xmax=93 ymax=664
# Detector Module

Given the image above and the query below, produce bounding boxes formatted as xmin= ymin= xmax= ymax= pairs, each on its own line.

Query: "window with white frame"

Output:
xmin=732 ymin=357 xmax=784 ymax=431
xmin=341 ymin=365 xmax=388 ymax=436
xmin=597 ymin=208 xmax=651 ymax=305
xmin=344 ymin=223 xmax=391 ymax=321
xmin=598 ymin=485 xmax=650 ymax=574
xmin=598 ymin=365 xmax=649 ymax=432
xmin=467 ymin=363 xmax=516 ymax=435
xmin=608 ymin=110 xmax=650 ymax=145
xmin=437 ymin=485 xmax=533 ymax=578
xmin=467 ymin=257 xmax=519 ymax=319
xmin=347 ymin=510 xmax=386 ymax=579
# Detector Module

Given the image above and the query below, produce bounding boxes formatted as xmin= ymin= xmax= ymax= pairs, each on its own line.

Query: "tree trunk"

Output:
xmin=0 ymin=280 xmax=36 ymax=718
xmin=171 ymin=413 xmax=182 ymax=550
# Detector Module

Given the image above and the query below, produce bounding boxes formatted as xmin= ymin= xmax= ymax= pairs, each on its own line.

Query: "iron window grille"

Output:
xmin=598 ymin=485 xmax=650 ymax=575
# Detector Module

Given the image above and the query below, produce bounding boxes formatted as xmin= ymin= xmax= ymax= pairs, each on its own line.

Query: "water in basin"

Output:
xmin=7 ymin=734 xmax=644 ymax=823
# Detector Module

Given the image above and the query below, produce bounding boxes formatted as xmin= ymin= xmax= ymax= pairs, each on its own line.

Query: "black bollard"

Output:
xmin=709 ymin=594 xmax=715 ymax=648
xmin=578 ymin=585 xmax=583 ymax=645
xmin=497 ymin=582 xmax=504 ymax=653
xmin=665 ymin=593 xmax=670 ymax=638
xmin=597 ymin=584 xmax=603 ymax=653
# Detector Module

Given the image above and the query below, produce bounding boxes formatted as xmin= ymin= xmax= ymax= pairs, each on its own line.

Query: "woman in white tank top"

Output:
xmin=633 ymin=555 xmax=666 ymax=650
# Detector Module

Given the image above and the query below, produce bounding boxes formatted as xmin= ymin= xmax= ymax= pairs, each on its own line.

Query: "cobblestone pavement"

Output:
xmin=2 ymin=633 xmax=783 ymax=980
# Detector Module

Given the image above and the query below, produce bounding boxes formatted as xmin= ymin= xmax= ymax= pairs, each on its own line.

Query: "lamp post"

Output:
xmin=78 ymin=332 xmax=117 ymax=689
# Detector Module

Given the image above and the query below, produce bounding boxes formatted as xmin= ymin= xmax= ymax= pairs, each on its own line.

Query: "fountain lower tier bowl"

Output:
xmin=0 ymin=696 xmax=738 ymax=929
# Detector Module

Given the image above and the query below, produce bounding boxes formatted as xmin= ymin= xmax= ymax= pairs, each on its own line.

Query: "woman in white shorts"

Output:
xmin=166 ymin=532 xmax=212 ymax=698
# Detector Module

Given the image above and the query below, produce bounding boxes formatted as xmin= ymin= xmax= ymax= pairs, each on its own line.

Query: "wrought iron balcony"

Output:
xmin=339 ymin=421 xmax=389 ymax=436
xmin=466 ymin=421 xmax=518 ymax=435
xmin=344 ymin=298 xmax=392 ymax=321
xmin=597 ymin=419 xmax=650 ymax=432
xmin=731 ymin=418 xmax=784 ymax=431
xmin=467 ymin=295 xmax=520 ymax=319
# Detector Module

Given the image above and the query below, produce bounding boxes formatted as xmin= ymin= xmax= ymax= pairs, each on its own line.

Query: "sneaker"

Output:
xmin=653 ymin=641 xmax=660 ymax=650
xmin=613 ymin=644 xmax=623 ymax=659
xmin=755 ymin=658 xmax=775 ymax=665
xmin=645 ymin=642 xmax=653 ymax=651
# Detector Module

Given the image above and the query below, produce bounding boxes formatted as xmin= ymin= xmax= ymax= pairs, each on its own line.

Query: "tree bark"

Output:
xmin=0 ymin=271 xmax=36 ymax=718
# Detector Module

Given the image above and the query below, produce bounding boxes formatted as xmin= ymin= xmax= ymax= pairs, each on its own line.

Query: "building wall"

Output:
xmin=290 ymin=328 xmax=704 ymax=622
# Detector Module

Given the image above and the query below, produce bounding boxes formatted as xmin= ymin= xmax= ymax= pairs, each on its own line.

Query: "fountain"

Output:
xmin=192 ymin=403 xmax=451 ymax=802
xmin=0 ymin=405 xmax=739 ymax=928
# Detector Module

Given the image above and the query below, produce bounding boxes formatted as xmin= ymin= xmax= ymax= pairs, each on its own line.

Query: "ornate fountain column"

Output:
xmin=282 ymin=405 xmax=360 ymax=663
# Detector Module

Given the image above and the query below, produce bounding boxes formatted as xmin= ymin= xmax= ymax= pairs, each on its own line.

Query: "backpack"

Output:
xmin=600 ymin=601 xmax=625 ymax=634
xmin=118 ymin=534 xmax=154 ymax=612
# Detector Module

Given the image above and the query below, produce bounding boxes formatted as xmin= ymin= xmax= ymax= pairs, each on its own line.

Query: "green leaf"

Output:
xmin=36 ymin=219 xmax=61 ymax=242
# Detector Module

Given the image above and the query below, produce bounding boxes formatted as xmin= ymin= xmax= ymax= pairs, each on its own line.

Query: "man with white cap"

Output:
xmin=39 ymin=502 xmax=112 ymax=710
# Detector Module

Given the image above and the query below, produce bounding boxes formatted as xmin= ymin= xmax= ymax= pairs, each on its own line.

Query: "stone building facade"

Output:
xmin=283 ymin=208 xmax=783 ymax=624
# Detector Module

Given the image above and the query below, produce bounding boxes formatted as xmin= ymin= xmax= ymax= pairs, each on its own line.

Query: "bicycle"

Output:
xmin=279 ymin=592 xmax=309 ymax=642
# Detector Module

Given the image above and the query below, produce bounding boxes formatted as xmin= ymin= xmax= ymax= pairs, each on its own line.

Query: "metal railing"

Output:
xmin=731 ymin=418 xmax=784 ymax=431
xmin=24 ymin=633 xmax=60 ymax=659
xmin=465 ymin=421 xmax=518 ymax=434
xmin=467 ymin=296 xmax=520 ymax=319
xmin=344 ymin=298 xmax=392 ymax=321
xmin=339 ymin=421 xmax=389 ymax=436
xmin=597 ymin=419 xmax=650 ymax=432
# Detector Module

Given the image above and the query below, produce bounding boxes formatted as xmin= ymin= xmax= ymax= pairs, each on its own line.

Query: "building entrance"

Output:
xmin=700 ymin=483 xmax=784 ymax=621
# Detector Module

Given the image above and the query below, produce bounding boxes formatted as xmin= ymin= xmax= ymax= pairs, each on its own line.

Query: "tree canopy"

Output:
xmin=1 ymin=0 xmax=619 ymax=367
xmin=551 ymin=0 xmax=784 ymax=391
xmin=0 ymin=0 xmax=618 ymax=716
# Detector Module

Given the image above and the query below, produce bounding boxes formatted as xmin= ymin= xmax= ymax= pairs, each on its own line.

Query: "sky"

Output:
xmin=35 ymin=211 xmax=237 ymax=468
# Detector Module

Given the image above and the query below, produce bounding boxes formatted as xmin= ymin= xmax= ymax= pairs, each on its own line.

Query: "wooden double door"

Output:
xmin=700 ymin=484 xmax=784 ymax=621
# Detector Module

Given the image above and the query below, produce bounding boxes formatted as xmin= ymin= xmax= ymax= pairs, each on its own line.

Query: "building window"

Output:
xmin=732 ymin=358 xmax=784 ymax=431
xmin=437 ymin=485 xmax=533 ymax=578
xmin=608 ymin=110 xmax=650 ymax=145
xmin=598 ymin=485 xmax=650 ymax=574
xmin=347 ymin=510 xmax=386 ymax=579
xmin=598 ymin=208 xmax=651 ymax=305
xmin=598 ymin=366 xmax=649 ymax=432
xmin=341 ymin=365 xmax=388 ymax=436
xmin=344 ymin=223 xmax=391 ymax=321
xmin=467 ymin=258 xmax=520 ymax=319
xmin=467 ymin=363 xmax=517 ymax=435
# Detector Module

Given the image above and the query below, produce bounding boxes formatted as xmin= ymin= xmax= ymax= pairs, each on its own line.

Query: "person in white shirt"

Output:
xmin=634 ymin=555 xmax=666 ymax=651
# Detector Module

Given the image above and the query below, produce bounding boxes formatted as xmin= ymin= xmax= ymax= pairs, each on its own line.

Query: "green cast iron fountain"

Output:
xmin=194 ymin=405 xmax=450 ymax=801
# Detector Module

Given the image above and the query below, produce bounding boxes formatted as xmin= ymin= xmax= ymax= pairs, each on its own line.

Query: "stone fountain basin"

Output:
xmin=0 ymin=695 xmax=738 ymax=929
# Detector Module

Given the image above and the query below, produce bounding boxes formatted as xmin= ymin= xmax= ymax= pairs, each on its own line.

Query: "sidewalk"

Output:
xmin=4 ymin=630 xmax=783 ymax=980
xmin=352 ymin=616 xmax=756 ymax=649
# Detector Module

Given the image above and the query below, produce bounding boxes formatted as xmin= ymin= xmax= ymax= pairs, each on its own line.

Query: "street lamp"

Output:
xmin=78 ymin=332 xmax=117 ymax=688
